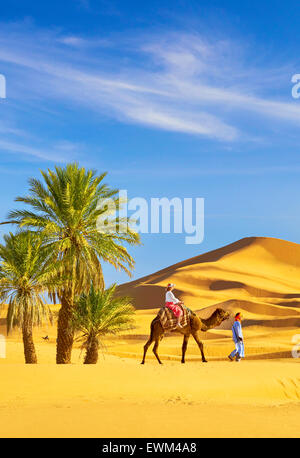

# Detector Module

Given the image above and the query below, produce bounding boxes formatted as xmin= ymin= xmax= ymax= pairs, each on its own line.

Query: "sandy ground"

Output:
xmin=0 ymin=236 xmax=300 ymax=438
xmin=0 ymin=327 xmax=299 ymax=438
xmin=0 ymin=357 xmax=299 ymax=438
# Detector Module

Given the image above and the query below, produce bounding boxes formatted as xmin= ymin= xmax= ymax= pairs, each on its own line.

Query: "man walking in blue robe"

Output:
xmin=228 ymin=312 xmax=244 ymax=362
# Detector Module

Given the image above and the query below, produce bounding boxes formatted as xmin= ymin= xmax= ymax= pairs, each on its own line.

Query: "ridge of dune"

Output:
xmin=117 ymin=237 xmax=300 ymax=328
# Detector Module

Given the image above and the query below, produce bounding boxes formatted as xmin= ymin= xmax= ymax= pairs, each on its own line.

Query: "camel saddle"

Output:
xmin=158 ymin=305 xmax=190 ymax=330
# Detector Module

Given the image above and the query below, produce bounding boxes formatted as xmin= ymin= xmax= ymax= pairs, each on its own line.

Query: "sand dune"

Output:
xmin=114 ymin=236 xmax=300 ymax=364
xmin=117 ymin=237 xmax=300 ymax=322
xmin=1 ymin=236 xmax=300 ymax=438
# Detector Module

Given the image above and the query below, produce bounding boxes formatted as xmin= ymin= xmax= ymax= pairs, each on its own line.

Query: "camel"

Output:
xmin=141 ymin=307 xmax=230 ymax=364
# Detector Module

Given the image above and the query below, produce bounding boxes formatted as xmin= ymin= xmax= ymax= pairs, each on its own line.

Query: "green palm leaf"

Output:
xmin=0 ymin=231 xmax=57 ymax=363
xmin=5 ymin=163 xmax=140 ymax=363
xmin=72 ymin=284 xmax=135 ymax=364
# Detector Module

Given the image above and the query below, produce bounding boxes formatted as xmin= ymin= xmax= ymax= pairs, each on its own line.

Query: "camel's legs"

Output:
xmin=153 ymin=337 xmax=163 ymax=364
xmin=181 ymin=334 xmax=190 ymax=363
xmin=141 ymin=319 xmax=164 ymax=365
xmin=141 ymin=336 xmax=154 ymax=364
xmin=192 ymin=331 xmax=207 ymax=362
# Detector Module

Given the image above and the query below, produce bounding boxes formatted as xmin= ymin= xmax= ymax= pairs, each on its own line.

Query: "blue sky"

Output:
xmin=1 ymin=0 xmax=300 ymax=285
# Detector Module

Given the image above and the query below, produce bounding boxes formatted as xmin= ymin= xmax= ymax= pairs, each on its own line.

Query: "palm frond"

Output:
xmin=72 ymin=285 xmax=135 ymax=349
xmin=6 ymin=163 xmax=140 ymax=298
xmin=0 ymin=231 xmax=57 ymax=333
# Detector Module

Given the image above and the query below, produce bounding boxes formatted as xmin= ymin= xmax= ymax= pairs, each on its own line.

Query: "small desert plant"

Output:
xmin=72 ymin=284 xmax=135 ymax=364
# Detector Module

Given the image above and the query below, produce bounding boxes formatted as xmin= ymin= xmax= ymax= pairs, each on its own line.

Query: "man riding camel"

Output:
xmin=165 ymin=283 xmax=184 ymax=328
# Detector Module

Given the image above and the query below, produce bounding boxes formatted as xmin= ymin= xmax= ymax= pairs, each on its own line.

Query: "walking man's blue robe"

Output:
xmin=229 ymin=320 xmax=245 ymax=359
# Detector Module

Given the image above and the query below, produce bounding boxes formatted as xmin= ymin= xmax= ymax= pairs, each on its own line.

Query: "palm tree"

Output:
xmin=0 ymin=231 xmax=54 ymax=363
xmin=72 ymin=284 xmax=135 ymax=364
xmin=6 ymin=163 xmax=140 ymax=363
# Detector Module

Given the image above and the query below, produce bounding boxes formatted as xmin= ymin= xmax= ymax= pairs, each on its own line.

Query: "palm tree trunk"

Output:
xmin=22 ymin=316 xmax=37 ymax=364
xmin=56 ymin=292 xmax=74 ymax=364
xmin=84 ymin=336 xmax=99 ymax=364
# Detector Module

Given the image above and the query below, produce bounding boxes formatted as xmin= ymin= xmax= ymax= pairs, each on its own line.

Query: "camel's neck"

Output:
xmin=201 ymin=312 xmax=222 ymax=330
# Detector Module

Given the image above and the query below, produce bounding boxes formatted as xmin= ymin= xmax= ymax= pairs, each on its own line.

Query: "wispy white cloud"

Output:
xmin=121 ymin=104 xmax=237 ymax=140
xmin=58 ymin=36 xmax=88 ymax=47
xmin=0 ymin=139 xmax=83 ymax=163
xmin=57 ymin=35 xmax=111 ymax=48
xmin=0 ymin=24 xmax=299 ymax=144
xmin=0 ymin=121 xmax=26 ymax=137
xmin=0 ymin=116 xmax=86 ymax=163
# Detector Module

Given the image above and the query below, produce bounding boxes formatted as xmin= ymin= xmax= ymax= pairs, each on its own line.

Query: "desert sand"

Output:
xmin=0 ymin=236 xmax=300 ymax=438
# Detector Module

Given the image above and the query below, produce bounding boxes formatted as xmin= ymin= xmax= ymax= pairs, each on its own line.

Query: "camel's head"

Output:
xmin=215 ymin=308 xmax=230 ymax=323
